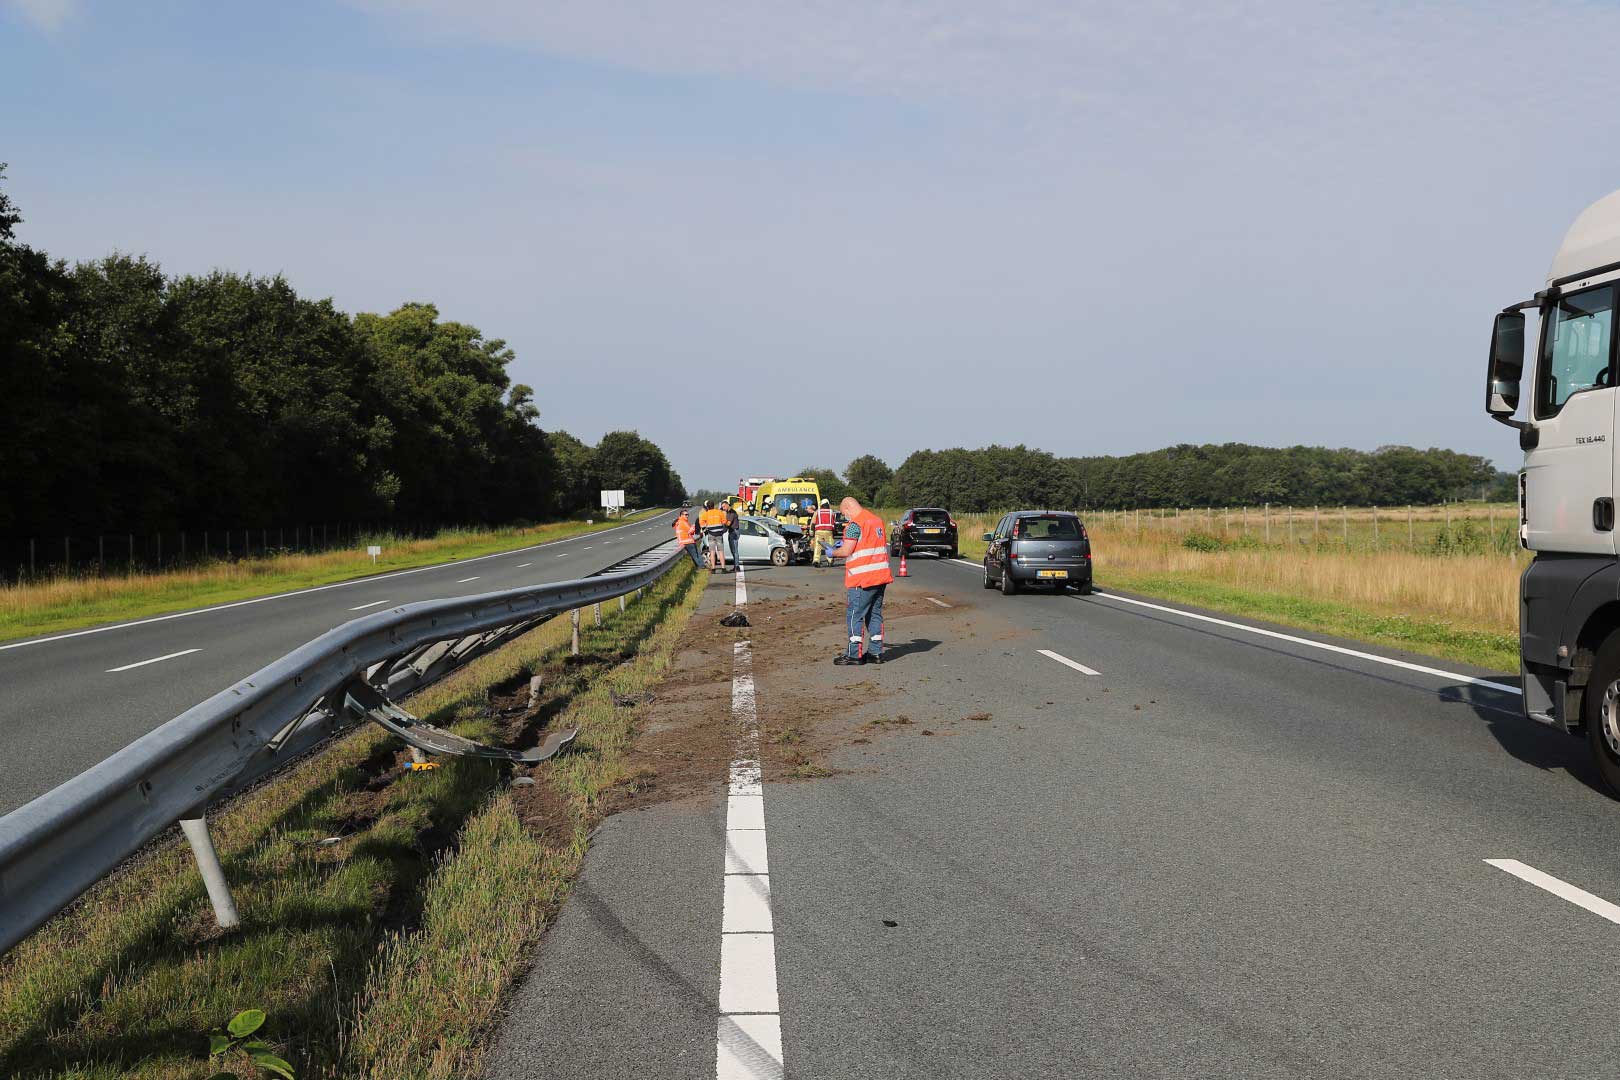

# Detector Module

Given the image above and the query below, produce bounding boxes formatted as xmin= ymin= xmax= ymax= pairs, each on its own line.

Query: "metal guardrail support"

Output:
xmin=179 ymin=816 xmax=240 ymax=931
xmin=0 ymin=537 xmax=683 ymax=953
xmin=571 ymin=609 xmax=581 ymax=655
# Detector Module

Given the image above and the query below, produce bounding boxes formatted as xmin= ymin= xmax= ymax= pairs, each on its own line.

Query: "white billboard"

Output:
xmin=600 ymin=489 xmax=626 ymax=509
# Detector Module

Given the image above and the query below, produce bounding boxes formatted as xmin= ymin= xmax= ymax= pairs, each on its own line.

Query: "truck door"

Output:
xmin=1525 ymin=283 xmax=1618 ymax=554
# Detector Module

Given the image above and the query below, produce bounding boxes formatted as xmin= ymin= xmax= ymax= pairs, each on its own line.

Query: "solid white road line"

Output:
xmin=1039 ymin=648 xmax=1100 ymax=676
xmin=925 ymin=597 xmax=951 ymax=608
xmin=456 ymin=576 xmax=480 ymax=583
xmin=349 ymin=600 xmax=390 ymax=611
xmin=1 ymin=510 xmax=675 ymax=654
xmin=736 ymin=561 xmax=748 ymax=607
xmin=107 ymin=648 xmax=201 ymax=673
xmin=717 ymin=599 xmax=785 ymax=1080
xmin=945 ymin=558 xmax=1520 ymax=695
xmin=1487 ymin=859 xmax=1620 ymax=925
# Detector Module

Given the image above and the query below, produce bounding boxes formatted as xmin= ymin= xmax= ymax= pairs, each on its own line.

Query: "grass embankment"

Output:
xmin=940 ymin=507 xmax=1522 ymax=672
xmin=0 ymin=560 xmax=701 ymax=1079
xmin=0 ymin=510 xmax=661 ymax=645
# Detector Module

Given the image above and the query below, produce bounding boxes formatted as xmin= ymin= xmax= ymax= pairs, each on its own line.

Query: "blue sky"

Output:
xmin=6 ymin=1 xmax=1620 ymax=491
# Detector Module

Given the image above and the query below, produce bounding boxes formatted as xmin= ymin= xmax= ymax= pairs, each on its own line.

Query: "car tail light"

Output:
xmin=1009 ymin=552 xmax=1018 ymax=561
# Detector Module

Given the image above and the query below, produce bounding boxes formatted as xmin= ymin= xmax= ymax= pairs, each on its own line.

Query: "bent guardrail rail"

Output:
xmin=0 ymin=539 xmax=683 ymax=954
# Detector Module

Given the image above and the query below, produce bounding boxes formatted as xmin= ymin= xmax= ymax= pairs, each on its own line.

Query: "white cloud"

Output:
xmin=5 ymin=0 xmax=78 ymax=32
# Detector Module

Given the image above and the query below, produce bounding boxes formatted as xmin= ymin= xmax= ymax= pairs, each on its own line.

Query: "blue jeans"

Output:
xmin=682 ymin=542 xmax=702 ymax=568
xmin=728 ymin=529 xmax=740 ymax=566
xmin=845 ymin=584 xmax=886 ymax=658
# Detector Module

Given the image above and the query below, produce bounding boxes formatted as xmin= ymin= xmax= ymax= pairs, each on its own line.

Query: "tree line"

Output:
xmin=0 ymin=168 xmax=683 ymax=538
xmin=749 ymin=445 xmax=1509 ymax=513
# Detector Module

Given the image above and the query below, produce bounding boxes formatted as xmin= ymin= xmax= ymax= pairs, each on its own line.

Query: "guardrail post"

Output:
xmin=179 ymin=816 xmax=240 ymax=931
xmin=571 ymin=609 xmax=581 ymax=655
xmin=619 ymin=594 xmax=626 ymax=613
xmin=594 ymin=602 xmax=602 ymax=627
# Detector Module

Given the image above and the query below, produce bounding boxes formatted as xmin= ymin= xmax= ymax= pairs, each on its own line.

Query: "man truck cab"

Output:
xmin=1487 ymin=187 xmax=1620 ymax=792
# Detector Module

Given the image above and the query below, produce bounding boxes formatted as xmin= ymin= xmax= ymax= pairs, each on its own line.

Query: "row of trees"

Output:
xmin=0 ymin=169 xmax=683 ymax=537
xmin=746 ymin=445 xmax=1509 ymax=513
xmin=876 ymin=443 xmax=1510 ymax=511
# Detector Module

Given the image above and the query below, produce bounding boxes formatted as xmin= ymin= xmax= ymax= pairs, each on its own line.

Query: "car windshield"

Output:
xmin=770 ymin=493 xmax=818 ymax=515
xmin=1015 ymin=516 xmax=1081 ymax=539
xmin=911 ymin=510 xmax=950 ymax=526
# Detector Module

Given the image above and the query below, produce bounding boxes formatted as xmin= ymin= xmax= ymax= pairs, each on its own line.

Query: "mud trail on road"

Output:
xmin=607 ymin=569 xmax=1022 ymax=812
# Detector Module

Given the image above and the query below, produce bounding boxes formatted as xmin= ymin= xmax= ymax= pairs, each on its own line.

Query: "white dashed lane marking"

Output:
xmin=107 ymin=648 xmax=201 ymax=673
xmin=1038 ymin=648 xmax=1100 ymax=676
xmin=349 ymin=600 xmax=390 ymax=611
xmin=925 ymin=597 xmax=951 ymax=608
xmin=456 ymin=576 xmax=480 ymax=583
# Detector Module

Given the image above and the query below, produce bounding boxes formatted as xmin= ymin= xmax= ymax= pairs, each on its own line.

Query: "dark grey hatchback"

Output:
xmin=982 ymin=511 xmax=1092 ymax=595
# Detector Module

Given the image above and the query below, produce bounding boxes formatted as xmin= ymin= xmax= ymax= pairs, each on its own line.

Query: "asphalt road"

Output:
xmin=490 ymin=553 xmax=1620 ymax=1079
xmin=0 ymin=510 xmax=680 ymax=813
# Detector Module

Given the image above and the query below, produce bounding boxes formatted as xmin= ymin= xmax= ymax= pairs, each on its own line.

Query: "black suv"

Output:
xmin=982 ymin=511 xmax=1092 ymax=594
xmin=889 ymin=508 xmax=958 ymax=558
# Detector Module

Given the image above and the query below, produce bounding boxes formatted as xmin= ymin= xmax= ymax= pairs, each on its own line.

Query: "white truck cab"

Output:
xmin=1488 ymin=188 xmax=1620 ymax=791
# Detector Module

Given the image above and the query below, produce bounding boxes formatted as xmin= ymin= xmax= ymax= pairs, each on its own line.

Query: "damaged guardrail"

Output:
xmin=0 ymin=540 xmax=683 ymax=954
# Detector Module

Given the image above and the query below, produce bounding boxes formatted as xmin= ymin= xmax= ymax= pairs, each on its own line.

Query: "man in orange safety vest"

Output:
xmin=822 ymin=496 xmax=893 ymax=665
xmin=672 ymin=509 xmax=702 ymax=568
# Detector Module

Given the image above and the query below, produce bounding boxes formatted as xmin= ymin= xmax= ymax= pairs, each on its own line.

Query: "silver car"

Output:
xmin=737 ymin=516 xmax=793 ymax=566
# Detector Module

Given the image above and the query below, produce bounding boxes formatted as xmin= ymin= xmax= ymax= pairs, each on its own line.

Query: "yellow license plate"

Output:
xmin=1037 ymin=569 xmax=1067 ymax=578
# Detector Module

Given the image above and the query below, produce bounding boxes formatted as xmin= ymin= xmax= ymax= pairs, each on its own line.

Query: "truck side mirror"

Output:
xmin=1487 ymin=311 xmax=1525 ymax=417
xmin=982 ymin=532 xmax=995 ymax=543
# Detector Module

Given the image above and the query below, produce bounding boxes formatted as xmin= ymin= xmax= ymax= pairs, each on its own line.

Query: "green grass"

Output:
xmin=0 ymin=509 xmax=662 ymax=645
xmin=0 ymin=560 xmax=702 ymax=1080
xmin=1095 ymin=569 xmax=1518 ymax=671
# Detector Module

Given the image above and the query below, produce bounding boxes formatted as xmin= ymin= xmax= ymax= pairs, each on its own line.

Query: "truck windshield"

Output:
xmin=1537 ymin=283 xmax=1616 ymax=417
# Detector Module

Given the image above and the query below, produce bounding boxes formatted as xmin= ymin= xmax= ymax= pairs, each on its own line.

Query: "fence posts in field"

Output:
xmin=1408 ymin=506 xmax=1414 ymax=548
xmin=1342 ymin=507 xmax=1349 ymax=545
xmin=1372 ymin=507 xmax=1379 ymax=548
xmin=1264 ymin=503 xmax=1271 ymax=544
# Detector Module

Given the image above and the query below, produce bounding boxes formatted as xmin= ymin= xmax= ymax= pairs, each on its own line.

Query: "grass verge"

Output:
xmin=953 ymin=521 xmax=1518 ymax=672
xmin=0 ymin=559 xmax=701 ymax=1079
xmin=0 ymin=509 xmax=663 ymax=645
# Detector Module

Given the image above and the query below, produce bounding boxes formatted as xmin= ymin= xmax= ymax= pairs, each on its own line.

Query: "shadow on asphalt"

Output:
xmin=1441 ymin=676 xmax=1616 ymax=799
xmin=878 ymin=637 xmax=942 ymax=662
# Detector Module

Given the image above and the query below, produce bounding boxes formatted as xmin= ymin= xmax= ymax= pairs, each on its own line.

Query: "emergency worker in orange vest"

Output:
xmin=823 ymin=496 xmax=893 ymax=665
xmin=698 ymin=500 xmax=729 ymax=572
xmin=812 ymin=499 xmax=837 ymax=569
xmin=673 ymin=509 xmax=702 ymax=568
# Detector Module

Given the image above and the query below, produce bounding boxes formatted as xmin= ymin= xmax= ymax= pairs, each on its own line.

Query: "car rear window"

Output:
xmin=911 ymin=510 xmax=950 ymax=526
xmin=1015 ymin=515 xmax=1081 ymax=539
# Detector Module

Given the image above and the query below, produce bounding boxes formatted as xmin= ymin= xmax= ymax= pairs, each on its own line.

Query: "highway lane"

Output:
xmin=493 ymin=555 xmax=1620 ymax=1078
xmin=769 ymin=555 xmax=1620 ymax=1078
xmin=0 ymin=510 xmax=680 ymax=813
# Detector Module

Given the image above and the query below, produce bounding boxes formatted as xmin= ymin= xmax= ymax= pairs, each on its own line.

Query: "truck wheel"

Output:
xmin=1587 ymin=635 xmax=1620 ymax=796
xmin=1000 ymin=565 xmax=1019 ymax=595
xmin=771 ymin=547 xmax=789 ymax=567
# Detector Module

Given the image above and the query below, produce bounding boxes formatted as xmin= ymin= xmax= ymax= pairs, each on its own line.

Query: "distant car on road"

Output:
xmin=737 ymin=515 xmax=795 ymax=566
xmin=889 ymin=507 xmax=958 ymax=559
xmin=982 ymin=511 xmax=1092 ymax=595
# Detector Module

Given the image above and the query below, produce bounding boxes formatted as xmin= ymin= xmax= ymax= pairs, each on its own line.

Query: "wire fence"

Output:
xmin=0 ymin=522 xmax=486 ymax=584
xmin=946 ymin=503 xmax=1524 ymax=557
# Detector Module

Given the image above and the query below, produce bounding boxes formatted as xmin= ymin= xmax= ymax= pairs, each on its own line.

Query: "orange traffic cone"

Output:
xmin=897 ymin=551 xmax=909 ymax=577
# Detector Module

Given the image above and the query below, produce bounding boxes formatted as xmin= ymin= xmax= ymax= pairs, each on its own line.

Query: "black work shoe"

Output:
xmin=865 ymin=654 xmax=884 ymax=665
xmin=833 ymin=654 xmax=862 ymax=666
